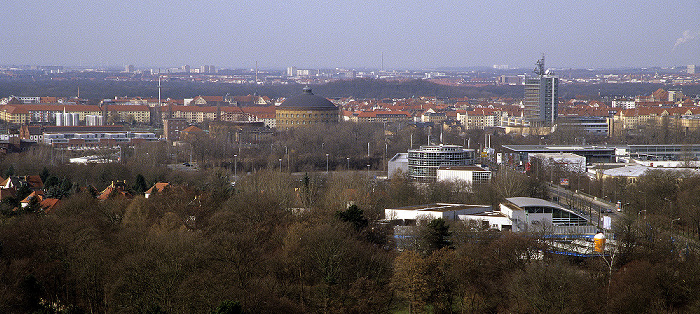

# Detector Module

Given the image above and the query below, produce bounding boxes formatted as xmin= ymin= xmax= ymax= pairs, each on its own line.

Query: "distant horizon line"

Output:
xmin=1 ymin=64 xmax=695 ymax=72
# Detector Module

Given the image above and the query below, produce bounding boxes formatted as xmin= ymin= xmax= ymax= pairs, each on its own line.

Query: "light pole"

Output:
xmin=279 ymin=158 xmax=282 ymax=172
xmin=346 ymin=157 xmax=350 ymax=170
xmin=234 ymin=154 xmax=237 ymax=177
xmin=367 ymin=164 xmax=371 ymax=176
xmin=384 ymin=142 xmax=388 ymax=171
xmin=326 ymin=153 xmax=329 ymax=173
xmin=285 ymin=146 xmax=289 ymax=172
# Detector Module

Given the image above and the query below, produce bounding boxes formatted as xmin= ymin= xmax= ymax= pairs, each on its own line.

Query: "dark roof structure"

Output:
xmin=279 ymin=87 xmax=336 ymax=110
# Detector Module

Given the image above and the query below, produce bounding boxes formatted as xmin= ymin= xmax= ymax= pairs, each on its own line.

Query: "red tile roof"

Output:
xmin=40 ymin=198 xmax=61 ymax=213
xmin=97 ymin=181 xmax=133 ymax=200
xmin=145 ymin=182 xmax=170 ymax=194
xmin=182 ymin=126 xmax=204 ymax=133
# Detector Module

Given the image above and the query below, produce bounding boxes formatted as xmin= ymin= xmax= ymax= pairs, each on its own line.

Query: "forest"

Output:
xmin=1 ymin=121 xmax=700 ymax=313
xmin=2 ymin=77 xmax=699 ymax=101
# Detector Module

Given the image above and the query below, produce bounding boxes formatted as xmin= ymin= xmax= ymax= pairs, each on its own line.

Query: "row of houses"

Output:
xmin=1 ymin=94 xmax=273 ymax=107
xmin=0 ymin=173 xmax=181 ymax=214
xmin=0 ymin=175 xmax=60 ymax=212
xmin=0 ymin=103 xmax=276 ymax=127
xmin=343 ymin=106 xmax=522 ymax=129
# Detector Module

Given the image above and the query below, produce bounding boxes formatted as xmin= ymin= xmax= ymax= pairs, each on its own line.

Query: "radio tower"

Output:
xmin=158 ymin=75 xmax=162 ymax=106
xmin=534 ymin=54 xmax=546 ymax=76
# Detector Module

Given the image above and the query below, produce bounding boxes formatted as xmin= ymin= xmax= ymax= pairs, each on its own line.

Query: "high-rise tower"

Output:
xmin=523 ymin=56 xmax=559 ymax=126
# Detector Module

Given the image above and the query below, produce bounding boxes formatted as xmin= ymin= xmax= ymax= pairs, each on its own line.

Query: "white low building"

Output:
xmin=385 ymin=203 xmax=491 ymax=222
xmin=388 ymin=153 xmax=408 ymax=178
xmin=436 ymin=165 xmax=491 ymax=189
xmin=386 ymin=197 xmax=595 ymax=234
xmin=530 ymin=152 xmax=586 ymax=172
xmin=496 ymin=197 xmax=591 ymax=232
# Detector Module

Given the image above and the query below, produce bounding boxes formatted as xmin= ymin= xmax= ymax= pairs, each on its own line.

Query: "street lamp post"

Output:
xmin=285 ymin=146 xmax=289 ymax=172
xmin=346 ymin=157 xmax=350 ymax=170
xmin=279 ymin=158 xmax=282 ymax=172
xmin=326 ymin=153 xmax=329 ymax=173
xmin=367 ymin=164 xmax=371 ymax=176
xmin=234 ymin=154 xmax=237 ymax=178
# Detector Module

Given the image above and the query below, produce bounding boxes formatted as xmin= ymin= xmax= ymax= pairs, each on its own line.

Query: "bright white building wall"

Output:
xmin=530 ymin=153 xmax=586 ymax=172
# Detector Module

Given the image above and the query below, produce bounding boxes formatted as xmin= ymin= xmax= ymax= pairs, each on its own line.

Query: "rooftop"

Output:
xmin=502 ymin=145 xmax=616 ymax=152
xmin=530 ymin=152 xmax=585 ymax=159
xmin=278 ymin=87 xmax=337 ymax=110
xmin=388 ymin=203 xmax=490 ymax=213
xmin=505 ymin=197 xmax=568 ymax=211
xmin=437 ymin=165 xmax=488 ymax=171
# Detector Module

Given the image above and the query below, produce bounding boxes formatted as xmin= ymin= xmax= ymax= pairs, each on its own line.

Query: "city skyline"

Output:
xmin=2 ymin=1 xmax=699 ymax=69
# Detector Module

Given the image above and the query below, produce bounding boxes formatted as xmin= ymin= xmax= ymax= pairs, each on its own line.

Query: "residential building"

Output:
xmin=611 ymin=99 xmax=636 ymax=109
xmin=98 ymin=181 xmax=133 ymax=200
xmin=286 ymin=66 xmax=297 ymax=77
xmin=166 ymin=105 xmax=218 ymax=124
xmin=241 ymin=106 xmax=275 ymax=128
xmin=145 ymin=182 xmax=170 ymax=198
xmin=355 ymin=111 xmax=412 ymax=123
xmin=458 ymin=108 xmax=504 ymax=129
xmin=498 ymin=75 xmax=522 ymax=85
xmin=103 ymin=104 xmax=151 ymax=124
xmin=179 ymin=126 xmax=205 ymax=142
xmin=420 ymin=109 xmax=447 ymax=123
xmin=163 ymin=118 xmax=187 ymax=141
xmin=0 ymin=104 xmax=102 ymax=125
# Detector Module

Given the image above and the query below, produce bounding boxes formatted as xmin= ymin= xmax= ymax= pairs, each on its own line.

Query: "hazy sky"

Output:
xmin=2 ymin=0 xmax=699 ymax=70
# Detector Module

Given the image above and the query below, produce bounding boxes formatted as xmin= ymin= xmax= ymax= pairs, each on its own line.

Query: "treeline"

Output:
xmin=0 ymin=78 xmax=515 ymax=101
xmin=2 ymin=165 xmax=700 ymax=312
xmin=3 ymin=77 xmax=698 ymax=101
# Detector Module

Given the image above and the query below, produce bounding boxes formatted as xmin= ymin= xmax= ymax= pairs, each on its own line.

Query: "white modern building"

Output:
xmin=560 ymin=116 xmax=609 ymax=135
xmin=494 ymin=197 xmax=590 ymax=232
xmin=385 ymin=197 xmax=595 ymax=234
xmin=385 ymin=203 xmax=491 ymax=222
xmin=85 ymin=115 xmax=104 ymax=126
xmin=388 ymin=153 xmax=408 ymax=177
xmin=436 ymin=165 xmax=492 ymax=189
xmin=408 ymin=144 xmax=475 ymax=182
xmin=611 ymin=99 xmax=636 ymax=109
xmin=529 ymin=153 xmax=586 ymax=172
xmin=43 ymin=131 xmax=158 ymax=148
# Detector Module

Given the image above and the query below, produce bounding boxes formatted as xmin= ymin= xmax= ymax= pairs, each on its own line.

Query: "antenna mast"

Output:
xmin=381 ymin=52 xmax=384 ymax=72
xmin=534 ymin=54 xmax=546 ymax=76
xmin=158 ymin=75 xmax=162 ymax=107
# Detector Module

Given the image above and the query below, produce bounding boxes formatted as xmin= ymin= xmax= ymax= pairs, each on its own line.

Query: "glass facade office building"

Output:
xmin=524 ymin=75 xmax=559 ymax=126
xmin=408 ymin=145 xmax=474 ymax=182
